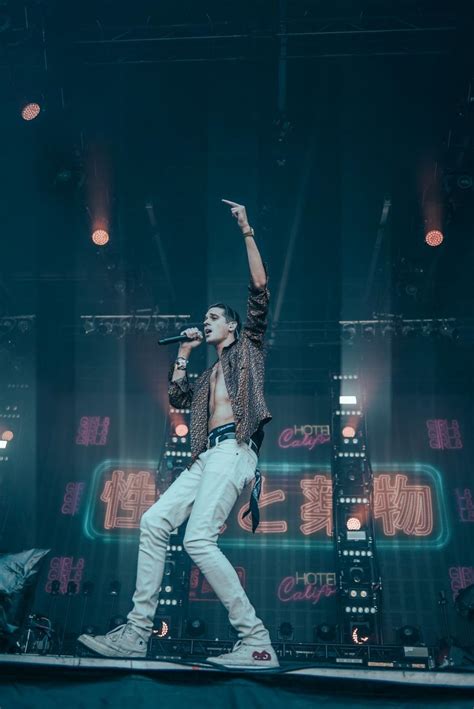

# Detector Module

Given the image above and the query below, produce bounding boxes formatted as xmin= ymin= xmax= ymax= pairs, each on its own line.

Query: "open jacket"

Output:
xmin=168 ymin=281 xmax=272 ymax=465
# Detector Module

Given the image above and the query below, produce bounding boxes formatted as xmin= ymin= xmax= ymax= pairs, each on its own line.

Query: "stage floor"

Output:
xmin=0 ymin=652 xmax=473 ymax=688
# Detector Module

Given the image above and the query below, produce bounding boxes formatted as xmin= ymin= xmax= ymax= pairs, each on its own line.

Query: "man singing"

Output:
xmin=78 ymin=200 xmax=278 ymax=669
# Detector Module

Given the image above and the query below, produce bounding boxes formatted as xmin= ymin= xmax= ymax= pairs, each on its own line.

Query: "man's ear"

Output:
xmin=228 ymin=321 xmax=237 ymax=332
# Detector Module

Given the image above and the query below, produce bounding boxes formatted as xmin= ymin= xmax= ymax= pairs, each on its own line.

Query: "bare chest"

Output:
xmin=210 ymin=361 xmax=227 ymax=396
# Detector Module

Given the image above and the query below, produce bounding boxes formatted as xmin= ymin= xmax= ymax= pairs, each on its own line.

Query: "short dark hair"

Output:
xmin=208 ymin=303 xmax=242 ymax=338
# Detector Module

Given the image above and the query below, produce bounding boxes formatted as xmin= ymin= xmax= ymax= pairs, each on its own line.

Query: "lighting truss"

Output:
xmin=340 ymin=317 xmax=460 ymax=342
xmin=330 ymin=373 xmax=383 ymax=645
xmin=80 ymin=314 xmax=191 ymax=337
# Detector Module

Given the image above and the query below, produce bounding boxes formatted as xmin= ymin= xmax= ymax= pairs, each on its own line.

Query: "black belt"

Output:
xmin=207 ymin=432 xmax=259 ymax=456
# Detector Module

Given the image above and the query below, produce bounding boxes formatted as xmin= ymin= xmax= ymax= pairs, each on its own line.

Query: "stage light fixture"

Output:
xmin=83 ymin=318 xmax=95 ymax=335
xmin=362 ymin=324 xmax=375 ymax=340
xmin=0 ymin=441 xmax=7 ymax=449
xmin=185 ymin=618 xmax=206 ymax=638
xmin=339 ymin=395 xmax=357 ymax=405
xmin=346 ymin=517 xmax=361 ymax=531
xmin=92 ymin=229 xmax=110 ymax=246
xmin=440 ymin=321 xmax=459 ymax=341
xmin=401 ymin=323 xmax=416 ymax=337
xmin=352 ymin=624 xmax=370 ymax=644
xmin=314 ymin=622 xmax=337 ymax=642
xmin=50 ymin=580 xmax=60 ymax=595
xmin=81 ymin=581 xmax=94 ymax=595
xmin=109 ymin=614 xmax=127 ymax=630
xmin=381 ymin=322 xmax=397 ymax=338
xmin=21 ymin=102 xmax=41 ymax=121
xmin=349 ymin=567 xmax=365 ymax=584
xmin=278 ymin=622 xmax=294 ymax=640
xmin=109 ymin=580 xmax=121 ymax=596
xmin=175 ymin=424 xmax=189 ymax=437
xmin=425 ymin=229 xmax=444 ymax=247
xmin=342 ymin=425 xmax=356 ymax=438
xmin=397 ymin=625 xmax=421 ymax=645
xmin=153 ymin=620 xmax=170 ymax=638
xmin=117 ymin=320 xmax=131 ymax=338
xmin=341 ymin=324 xmax=356 ymax=343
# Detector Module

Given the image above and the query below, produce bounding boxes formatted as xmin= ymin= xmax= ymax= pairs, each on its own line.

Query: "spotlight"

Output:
xmin=381 ymin=322 xmax=397 ymax=338
xmin=0 ymin=441 xmax=7 ymax=449
xmin=339 ymin=395 xmax=357 ymax=405
xmin=349 ymin=567 xmax=365 ymax=584
xmin=401 ymin=323 xmax=416 ymax=337
xmin=82 ymin=624 xmax=98 ymax=635
xmin=92 ymin=229 xmax=110 ymax=246
xmin=352 ymin=624 xmax=370 ymax=644
xmin=440 ymin=321 xmax=459 ymax=341
xmin=21 ymin=102 xmax=41 ymax=121
xmin=1 ymin=430 xmax=13 ymax=442
xmin=278 ymin=622 xmax=294 ymax=640
xmin=109 ymin=580 xmax=120 ymax=596
xmin=116 ymin=320 xmax=131 ymax=338
xmin=425 ymin=229 xmax=444 ymax=247
xmin=109 ymin=615 xmax=127 ymax=631
xmin=397 ymin=625 xmax=421 ymax=645
xmin=342 ymin=324 xmax=356 ymax=343
xmin=362 ymin=324 xmax=376 ymax=341
xmin=314 ymin=623 xmax=337 ymax=642
xmin=83 ymin=318 xmax=95 ymax=335
xmin=342 ymin=425 xmax=356 ymax=438
xmin=347 ymin=517 xmax=361 ymax=531
xmin=185 ymin=618 xmax=206 ymax=638
xmin=175 ymin=424 xmax=189 ymax=437
xmin=97 ymin=320 xmax=114 ymax=336
xmin=153 ymin=620 xmax=169 ymax=638
xmin=17 ymin=320 xmax=31 ymax=334
xmin=81 ymin=581 xmax=94 ymax=596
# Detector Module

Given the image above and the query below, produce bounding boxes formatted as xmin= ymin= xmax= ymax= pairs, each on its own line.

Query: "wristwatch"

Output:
xmin=242 ymin=226 xmax=255 ymax=238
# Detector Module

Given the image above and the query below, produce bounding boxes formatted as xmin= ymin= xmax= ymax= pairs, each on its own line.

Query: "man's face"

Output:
xmin=203 ymin=307 xmax=235 ymax=345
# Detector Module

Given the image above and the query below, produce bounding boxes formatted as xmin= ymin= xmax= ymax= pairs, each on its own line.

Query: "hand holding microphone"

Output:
xmin=158 ymin=327 xmax=203 ymax=351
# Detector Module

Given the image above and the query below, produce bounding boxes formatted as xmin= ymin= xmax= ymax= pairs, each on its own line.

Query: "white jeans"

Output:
xmin=127 ymin=438 xmax=271 ymax=646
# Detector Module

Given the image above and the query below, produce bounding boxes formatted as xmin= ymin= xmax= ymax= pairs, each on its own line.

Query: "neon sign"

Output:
xmin=45 ymin=556 xmax=85 ymax=594
xmin=426 ymin=419 xmax=462 ymax=450
xmin=61 ymin=482 xmax=86 ymax=516
xmin=278 ymin=425 xmax=330 ymax=451
xmin=83 ymin=460 xmax=449 ymax=550
xmin=454 ymin=488 xmax=474 ymax=523
xmin=277 ymin=571 xmax=337 ymax=605
xmin=76 ymin=416 xmax=110 ymax=446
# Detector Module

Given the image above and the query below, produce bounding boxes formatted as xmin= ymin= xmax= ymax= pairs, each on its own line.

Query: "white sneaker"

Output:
xmin=77 ymin=623 xmax=148 ymax=658
xmin=207 ymin=640 xmax=280 ymax=669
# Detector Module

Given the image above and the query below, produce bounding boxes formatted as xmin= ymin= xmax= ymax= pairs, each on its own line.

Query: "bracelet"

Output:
xmin=242 ymin=226 xmax=255 ymax=238
xmin=175 ymin=357 xmax=188 ymax=370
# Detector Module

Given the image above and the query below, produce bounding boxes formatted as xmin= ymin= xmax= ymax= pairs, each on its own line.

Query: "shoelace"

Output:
xmin=106 ymin=624 xmax=130 ymax=642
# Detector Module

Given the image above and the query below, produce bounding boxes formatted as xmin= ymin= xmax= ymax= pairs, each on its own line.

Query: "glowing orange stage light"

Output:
xmin=92 ymin=229 xmax=110 ymax=246
xmin=425 ymin=230 xmax=444 ymax=247
xmin=346 ymin=517 xmax=361 ymax=531
xmin=1 ymin=431 xmax=13 ymax=441
xmin=175 ymin=424 xmax=189 ymax=437
xmin=21 ymin=102 xmax=41 ymax=121
xmin=342 ymin=425 xmax=356 ymax=438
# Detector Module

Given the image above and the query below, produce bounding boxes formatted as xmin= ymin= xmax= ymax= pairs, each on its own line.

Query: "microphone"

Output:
xmin=158 ymin=334 xmax=192 ymax=346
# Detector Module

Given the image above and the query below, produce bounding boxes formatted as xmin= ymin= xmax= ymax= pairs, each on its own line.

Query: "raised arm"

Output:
xmin=222 ymin=199 xmax=267 ymax=289
xmin=222 ymin=199 xmax=269 ymax=346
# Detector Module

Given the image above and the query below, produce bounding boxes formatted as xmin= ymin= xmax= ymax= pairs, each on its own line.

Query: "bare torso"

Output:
xmin=208 ymin=360 xmax=234 ymax=431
